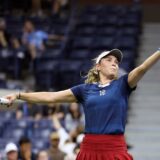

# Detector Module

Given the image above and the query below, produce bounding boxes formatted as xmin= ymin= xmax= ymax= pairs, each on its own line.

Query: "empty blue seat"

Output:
xmin=0 ymin=78 xmax=7 ymax=88
xmin=0 ymin=111 xmax=15 ymax=120
xmin=122 ymin=49 xmax=137 ymax=60
xmin=89 ymin=49 xmax=105 ymax=59
xmin=72 ymin=37 xmax=93 ymax=49
xmin=69 ymin=49 xmax=90 ymax=59
xmin=115 ymin=36 xmax=137 ymax=50
xmin=3 ymin=128 xmax=26 ymax=140
xmin=76 ymin=15 xmax=97 ymax=27
xmin=0 ymin=123 xmax=4 ymax=137
xmin=6 ymin=119 xmax=28 ymax=129
xmin=96 ymin=26 xmax=116 ymax=36
xmin=49 ymin=25 xmax=68 ymax=35
xmin=34 ymin=59 xmax=59 ymax=90
xmin=91 ymin=37 xmax=114 ymax=49
xmin=32 ymin=138 xmax=49 ymax=152
xmin=58 ymin=60 xmax=83 ymax=89
xmin=98 ymin=15 xmax=117 ymax=27
xmin=34 ymin=59 xmax=59 ymax=72
xmin=125 ymin=27 xmax=139 ymax=35
xmin=75 ymin=26 xmax=95 ymax=36
xmin=79 ymin=60 xmax=93 ymax=80
xmin=38 ymin=48 xmax=62 ymax=60
xmin=33 ymin=119 xmax=53 ymax=129
xmin=82 ymin=5 xmax=104 ymax=14
xmin=59 ymin=60 xmax=82 ymax=72
xmin=32 ymin=128 xmax=52 ymax=139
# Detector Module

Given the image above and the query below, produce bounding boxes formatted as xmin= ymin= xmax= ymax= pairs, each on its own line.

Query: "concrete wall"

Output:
xmin=143 ymin=5 xmax=160 ymax=22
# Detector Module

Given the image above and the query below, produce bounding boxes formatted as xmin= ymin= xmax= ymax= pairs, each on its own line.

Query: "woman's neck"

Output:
xmin=99 ymin=75 xmax=114 ymax=85
xmin=99 ymin=79 xmax=112 ymax=85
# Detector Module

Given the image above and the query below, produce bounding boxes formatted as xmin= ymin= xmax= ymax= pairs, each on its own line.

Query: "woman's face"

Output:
xmin=96 ymin=55 xmax=119 ymax=80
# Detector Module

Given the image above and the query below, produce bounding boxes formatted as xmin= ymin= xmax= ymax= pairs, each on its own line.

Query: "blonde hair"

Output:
xmin=85 ymin=60 xmax=99 ymax=84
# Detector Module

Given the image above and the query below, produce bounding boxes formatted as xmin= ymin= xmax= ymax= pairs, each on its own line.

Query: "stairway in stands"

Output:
xmin=126 ymin=23 xmax=160 ymax=160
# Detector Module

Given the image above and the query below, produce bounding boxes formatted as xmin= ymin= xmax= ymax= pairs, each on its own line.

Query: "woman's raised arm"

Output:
xmin=128 ymin=49 xmax=160 ymax=88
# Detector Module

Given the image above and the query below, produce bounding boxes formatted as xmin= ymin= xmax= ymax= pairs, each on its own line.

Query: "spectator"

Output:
xmin=0 ymin=17 xmax=21 ymax=50
xmin=22 ymin=20 xmax=63 ymax=60
xmin=37 ymin=150 xmax=50 ymax=160
xmin=52 ymin=0 xmax=70 ymax=16
xmin=5 ymin=142 xmax=18 ymax=160
xmin=65 ymin=103 xmax=84 ymax=132
xmin=0 ymin=18 xmax=10 ymax=49
xmin=22 ymin=20 xmax=48 ymax=60
xmin=31 ymin=0 xmax=43 ymax=17
xmin=18 ymin=136 xmax=36 ymax=160
xmin=0 ymin=17 xmax=24 ymax=78
xmin=47 ymin=131 xmax=66 ymax=160
xmin=52 ymin=114 xmax=76 ymax=155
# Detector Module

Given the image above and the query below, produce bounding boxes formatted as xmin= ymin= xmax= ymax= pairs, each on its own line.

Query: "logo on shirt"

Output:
xmin=99 ymin=90 xmax=106 ymax=96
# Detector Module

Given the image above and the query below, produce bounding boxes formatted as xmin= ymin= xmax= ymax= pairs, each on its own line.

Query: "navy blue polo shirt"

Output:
xmin=71 ymin=74 xmax=136 ymax=134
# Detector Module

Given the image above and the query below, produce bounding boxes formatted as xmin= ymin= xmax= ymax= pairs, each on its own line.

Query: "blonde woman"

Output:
xmin=5 ymin=48 xmax=160 ymax=160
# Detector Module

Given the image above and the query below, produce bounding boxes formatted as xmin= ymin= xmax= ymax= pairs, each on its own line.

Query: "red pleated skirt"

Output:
xmin=76 ymin=134 xmax=133 ymax=160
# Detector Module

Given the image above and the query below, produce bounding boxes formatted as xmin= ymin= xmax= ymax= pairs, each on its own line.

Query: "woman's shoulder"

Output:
xmin=83 ymin=82 xmax=98 ymax=89
xmin=74 ymin=82 xmax=97 ymax=87
xmin=71 ymin=83 xmax=98 ymax=92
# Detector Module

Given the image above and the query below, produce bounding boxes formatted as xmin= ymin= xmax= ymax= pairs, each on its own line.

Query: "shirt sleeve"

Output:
xmin=120 ymin=74 xmax=136 ymax=95
xmin=70 ymin=84 xmax=85 ymax=103
xmin=41 ymin=31 xmax=48 ymax=39
xmin=37 ymin=31 xmax=49 ymax=39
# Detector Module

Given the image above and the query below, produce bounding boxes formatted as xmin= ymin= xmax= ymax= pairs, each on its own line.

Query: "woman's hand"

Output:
xmin=4 ymin=93 xmax=18 ymax=107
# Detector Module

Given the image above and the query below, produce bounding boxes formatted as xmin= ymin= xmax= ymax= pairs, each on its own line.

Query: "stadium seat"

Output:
xmin=72 ymin=36 xmax=93 ymax=49
xmin=69 ymin=49 xmax=90 ymax=59
xmin=58 ymin=60 xmax=83 ymax=89
xmin=34 ymin=59 xmax=59 ymax=90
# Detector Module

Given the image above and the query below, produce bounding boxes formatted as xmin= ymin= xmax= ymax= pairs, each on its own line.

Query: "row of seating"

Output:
xmin=0 ymin=4 xmax=142 ymax=153
xmin=0 ymin=4 xmax=142 ymax=91
xmin=0 ymin=111 xmax=57 ymax=152
xmin=33 ymin=4 xmax=141 ymax=90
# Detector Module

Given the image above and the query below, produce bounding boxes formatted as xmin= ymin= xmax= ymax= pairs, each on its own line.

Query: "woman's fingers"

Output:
xmin=3 ymin=94 xmax=17 ymax=107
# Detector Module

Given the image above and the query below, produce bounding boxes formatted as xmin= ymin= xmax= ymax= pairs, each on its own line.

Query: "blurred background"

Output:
xmin=0 ymin=0 xmax=160 ymax=159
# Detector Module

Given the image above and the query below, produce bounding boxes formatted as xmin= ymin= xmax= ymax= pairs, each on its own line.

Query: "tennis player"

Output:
xmin=5 ymin=48 xmax=160 ymax=160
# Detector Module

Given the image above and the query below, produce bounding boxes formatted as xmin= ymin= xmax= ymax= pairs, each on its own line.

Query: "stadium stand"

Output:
xmin=0 ymin=1 xmax=142 ymax=158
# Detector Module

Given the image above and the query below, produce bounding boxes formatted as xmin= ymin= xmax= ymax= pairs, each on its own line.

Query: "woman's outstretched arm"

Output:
xmin=5 ymin=89 xmax=77 ymax=105
xmin=128 ymin=49 xmax=160 ymax=88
